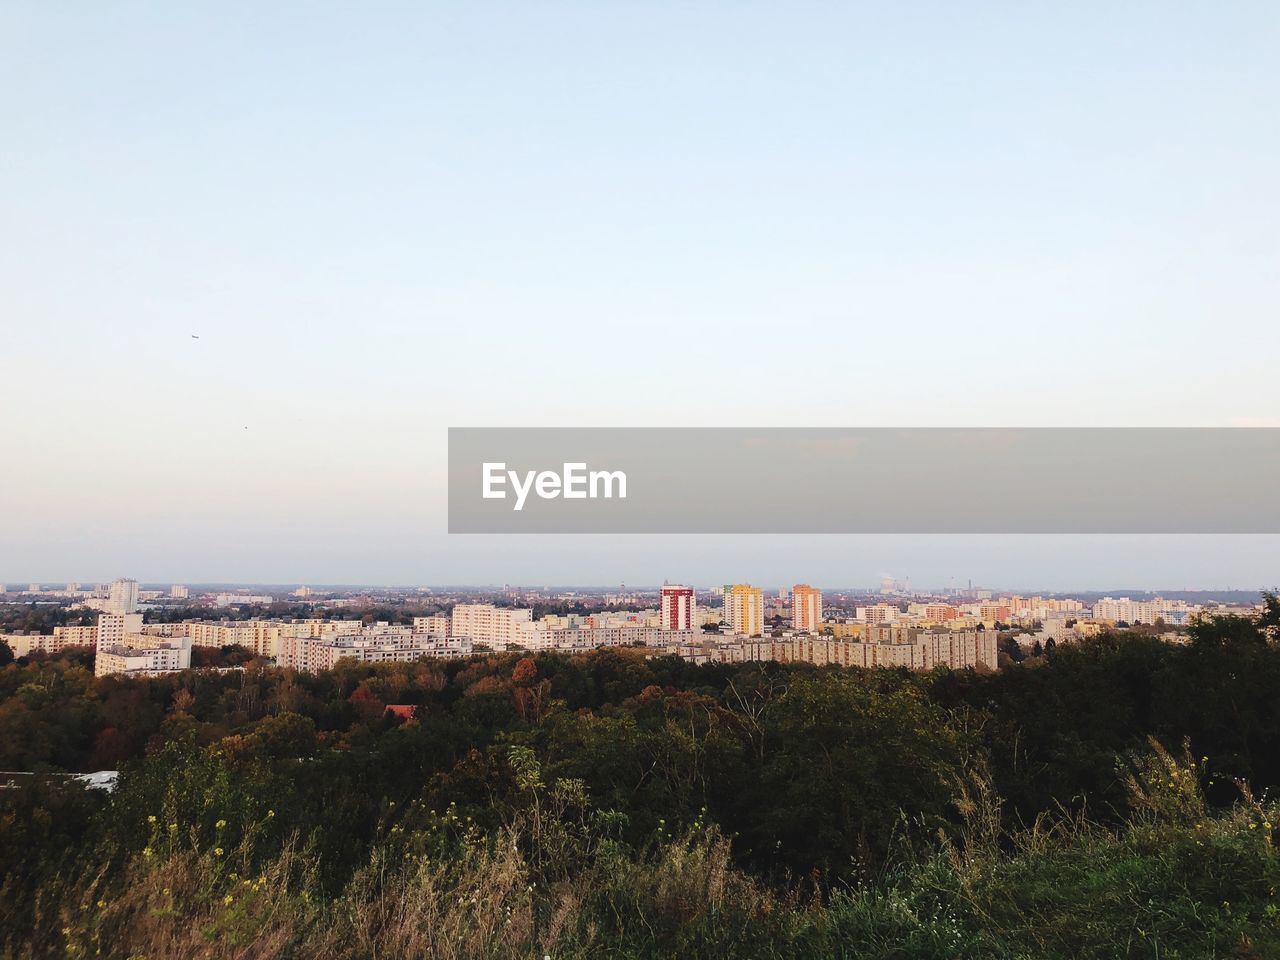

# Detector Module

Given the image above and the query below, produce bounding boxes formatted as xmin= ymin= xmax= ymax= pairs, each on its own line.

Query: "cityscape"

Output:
xmin=2 ymin=577 xmax=1264 ymax=679
xmin=6 ymin=0 xmax=1279 ymax=956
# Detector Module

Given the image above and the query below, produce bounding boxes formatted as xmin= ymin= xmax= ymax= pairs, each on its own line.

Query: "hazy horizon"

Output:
xmin=4 ymin=531 xmax=1278 ymax=595
xmin=6 ymin=578 xmax=1275 ymax=598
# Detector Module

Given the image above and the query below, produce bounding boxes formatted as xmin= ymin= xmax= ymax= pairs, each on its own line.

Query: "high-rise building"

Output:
xmin=724 ymin=584 xmax=764 ymax=637
xmin=106 ymin=578 xmax=139 ymax=614
xmin=413 ymin=615 xmax=452 ymax=637
xmin=170 ymin=584 xmax=190 ymax=599
xmin=660 ymin=585 xmax=696 ymax=631
xmin=96 ymin=612 xmax=144 ymax=648
xmin=450 ymin=604 xmax=534 ymax=649
xmin=792 ymin=584 xmax=822 ymax=632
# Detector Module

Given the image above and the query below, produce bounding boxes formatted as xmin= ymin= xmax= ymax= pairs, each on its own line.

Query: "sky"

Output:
xmin=2 ymin=2 xmax=1278 ymax=589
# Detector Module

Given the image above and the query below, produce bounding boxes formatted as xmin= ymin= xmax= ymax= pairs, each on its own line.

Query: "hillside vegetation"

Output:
xmin=2 ymin=598 xmax=1279 ymax=958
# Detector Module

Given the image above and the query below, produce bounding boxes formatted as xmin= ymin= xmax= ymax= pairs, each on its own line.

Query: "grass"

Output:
xmin=14 ymin=744 xmax=1280 ymax=959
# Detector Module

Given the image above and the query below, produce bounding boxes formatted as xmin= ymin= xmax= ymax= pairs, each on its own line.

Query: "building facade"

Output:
xmin=669 ymin=627 xmax=998 ymax=673
xmin=659 ymin=585 xmax=696 ymax=631
xmin=724 ymin=584 xmax=764 ymax=637
xmin=95 ymin=636 xmax=192 ymax=677
xmin=450 ymin=604 xmax=534 ymax=649
xmin=106 ymin=578 xmax=139 ymax=614
xmin=791 ymin=584 xmax=822 ymax=631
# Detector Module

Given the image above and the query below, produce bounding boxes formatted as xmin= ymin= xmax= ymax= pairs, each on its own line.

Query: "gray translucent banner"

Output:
xmin=448 ymin=428 xmax=1280 ymax=533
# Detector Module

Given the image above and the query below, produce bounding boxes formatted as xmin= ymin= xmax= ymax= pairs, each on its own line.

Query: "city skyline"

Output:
xmin=5 ymin=576 xmax=1244 ymax=678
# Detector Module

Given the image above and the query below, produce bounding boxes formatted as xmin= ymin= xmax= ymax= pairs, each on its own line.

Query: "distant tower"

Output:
xmin=106 ymin=578 xmax=139 ymax=614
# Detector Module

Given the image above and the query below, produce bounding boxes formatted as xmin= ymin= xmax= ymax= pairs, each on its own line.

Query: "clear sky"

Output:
xmin=2 ymin=2 xmax=1278 ymax=589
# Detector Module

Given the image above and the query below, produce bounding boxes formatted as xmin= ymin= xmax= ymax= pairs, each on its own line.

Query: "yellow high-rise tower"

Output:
xmin=724 ymin=583 xmax=764 ymax=636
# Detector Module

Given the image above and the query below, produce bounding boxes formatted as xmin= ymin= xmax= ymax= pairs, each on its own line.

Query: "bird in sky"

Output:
xmin=191 ymin=334 xmax=200 ymax=339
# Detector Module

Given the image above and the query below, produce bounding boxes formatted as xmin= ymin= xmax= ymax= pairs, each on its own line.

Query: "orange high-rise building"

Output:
xmin=792 ymin=584 xmax=823 ymax=632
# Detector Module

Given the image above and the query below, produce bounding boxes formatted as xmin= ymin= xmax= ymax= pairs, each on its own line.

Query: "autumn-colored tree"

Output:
xmin=347 ymin=683 xmax=384 ymax=723
xmin=511 ymin=657 xmax=550 ymax=722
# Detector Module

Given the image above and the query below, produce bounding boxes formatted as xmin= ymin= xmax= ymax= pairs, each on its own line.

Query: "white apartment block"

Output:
xmin=149 ymin=617 xmax=366 ymax=659
xmin=97 ymin=613 xmax=144 ymax=649
xmin=1 ymin=624 xmax=99 ymax=657
xmin=516 ymin=625 xmax=696 ymax=652
xmin=856 ymin=603 xmax=899 ymax=625
xmin=412 ymin=615 xmax=452 ymax=637
xmin=95 ymin=637 xmax=192 ymax=678
xmin=450 ymin=604 xmax=533 ymax=649
xmin=1092 ymin=597 xmax=1198 ymax=625
xmin=584 ymin=610 xmax=662 ymax=628
xmin=106 ymin=578 xmax=139 ymax=614
xmin=214 ymin=593 xmax=274 ymax=606
xmin=669 ymin=627 xmax=998 ymax=673
xmin=185 ymin=620 xmax=285 ymax=657
xmin=276 ymin=633 xmax=473 ymax=672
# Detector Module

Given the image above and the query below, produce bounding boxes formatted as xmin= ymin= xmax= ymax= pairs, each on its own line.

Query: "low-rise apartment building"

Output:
xmin=1 ymin=624 xmax=99 ymax=657
xmin=278 ymin=634 xmax=473 ymax=672
xmin=95 ymin=637 xmax=192 ymax=677
xmin=668 ymin=627 xmax=998 ymax=673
